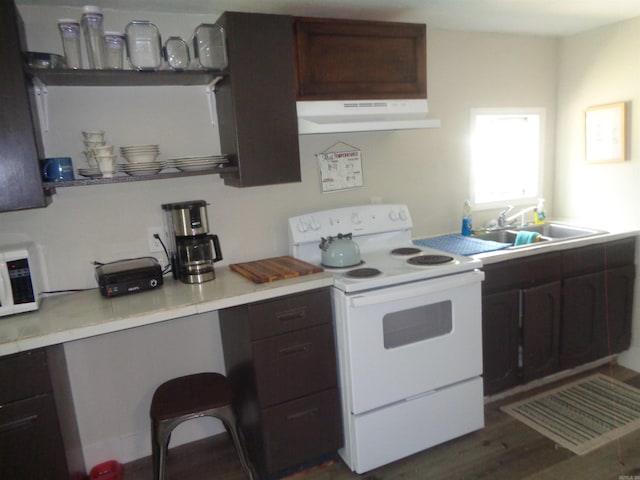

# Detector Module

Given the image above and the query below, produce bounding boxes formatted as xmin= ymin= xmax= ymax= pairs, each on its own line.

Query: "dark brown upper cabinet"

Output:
xmin=216 ymin=12 xmax=301 ymax=187
xmin=0 ymin=0 xmax=49 ymax=212
xmin=293 ymin=17 xmax=427 ymax=100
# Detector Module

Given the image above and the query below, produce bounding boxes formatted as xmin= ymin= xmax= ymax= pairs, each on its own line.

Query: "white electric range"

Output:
xmin=288 ymin=204 xmax=485 ymax=474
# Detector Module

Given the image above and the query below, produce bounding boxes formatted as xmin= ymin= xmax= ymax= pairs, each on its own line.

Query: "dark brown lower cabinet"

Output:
xmin=522 ymin=281 xmax=561 ymax=382
xmin=560 ymin=271 xmax=605 ymax=369
xmin=482 ymin=289 xmax=520 ymax=395
xmin=0 ymin=346 xmax=84 ymax=480
xmin=219 ymin=288 xmax=342 ymax=478
xmin=482 ymin=237 xmax=636 ymax=396
xmin=0 ymin=393 xmax=68 ymax=479
xmin=604 ymin=265 xmax=635 ymax=355
xmin=561 ymin=264 xmax=635 ymax=369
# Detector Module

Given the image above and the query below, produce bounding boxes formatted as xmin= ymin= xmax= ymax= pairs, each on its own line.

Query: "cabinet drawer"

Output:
xmin=261 ymin=388 xmax=342 ymax=474
xmin=0 ymin=350 xmax=51 ymax=404
xmin=249 ymin=288 xmax=331 ymax=340
xmin=482 ymin=252 xmax=562 ymax=292
xmin=563 ymin=243 xmax=605 ymax=277
xmin=606 ymin=237 xmax=636 ymax=269
xmin=0 ymin=393 xmax=69 ymax=479
xmin=253 ymin=324 xmax=337 ymax=407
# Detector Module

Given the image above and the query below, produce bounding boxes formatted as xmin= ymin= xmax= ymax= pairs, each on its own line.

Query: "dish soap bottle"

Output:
xmin=534 ymin=198 xmax=546 ymax=225
xmin=461 ymin=200 xmax=473 ymax=236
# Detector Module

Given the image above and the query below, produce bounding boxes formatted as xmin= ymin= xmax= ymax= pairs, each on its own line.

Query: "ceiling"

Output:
xmin=17 ymin=0 xmax=640 ymax=36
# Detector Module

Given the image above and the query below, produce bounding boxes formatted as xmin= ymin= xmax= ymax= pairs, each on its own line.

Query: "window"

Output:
xmin=470 ymin=108 xmax=545 ymax=208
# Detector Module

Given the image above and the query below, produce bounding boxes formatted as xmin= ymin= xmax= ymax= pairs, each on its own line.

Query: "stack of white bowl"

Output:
xmin=119 ymin=145 xmax=164 ymax=176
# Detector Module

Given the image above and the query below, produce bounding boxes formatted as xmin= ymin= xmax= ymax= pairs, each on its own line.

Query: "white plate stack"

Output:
xmin=119 ymin=144 xmax=164 ymax=176
xmin=166 ymin=155 xmax=230 ymax=172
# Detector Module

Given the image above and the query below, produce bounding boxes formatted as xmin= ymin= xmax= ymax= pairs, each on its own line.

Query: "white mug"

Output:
xmin=97 ymin=155 xmax=117 ymax=178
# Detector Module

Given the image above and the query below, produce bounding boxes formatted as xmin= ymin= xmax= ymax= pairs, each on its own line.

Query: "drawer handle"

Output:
xmin=276 ymin=308 xmax=307 ymax=322
xmin=287 ymin=407 xmax=319 ymax=421
xmin=0 ymin=414 xmax=38 ymax=434
xmin=279 ymin=342 xmax=312 ymax=355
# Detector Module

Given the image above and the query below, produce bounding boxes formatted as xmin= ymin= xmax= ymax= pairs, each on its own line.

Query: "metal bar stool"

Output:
xmin=149 ymin=372 xmax=255 ymax=480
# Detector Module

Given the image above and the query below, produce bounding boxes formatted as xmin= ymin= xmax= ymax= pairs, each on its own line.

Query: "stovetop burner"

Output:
xmin=391 ymin=247 xmax=422 ymax=256
xmin=345 ymin=267 xmax=383 ymax=278
xmin=407 ymin=254 xmax=455 ymax=266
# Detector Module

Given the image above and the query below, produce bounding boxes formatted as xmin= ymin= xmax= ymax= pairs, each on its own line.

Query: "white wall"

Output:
xmin=555 ymin=17 xmax=640 ymax=370
xmin=2 ymin=4 xmax=558 ymax=470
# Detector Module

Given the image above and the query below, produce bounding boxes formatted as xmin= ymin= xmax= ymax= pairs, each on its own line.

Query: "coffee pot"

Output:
xmin=161 ymin=200 xmax=223 ymax=284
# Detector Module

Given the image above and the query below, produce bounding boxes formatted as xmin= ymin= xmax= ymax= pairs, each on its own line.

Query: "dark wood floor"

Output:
xmin=123 ymin=362 xmax=640 ymax=480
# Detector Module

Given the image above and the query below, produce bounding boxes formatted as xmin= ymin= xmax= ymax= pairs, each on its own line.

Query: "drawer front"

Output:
xmin=0 ymin=393 xmax=69 ymax=480
xmin=261 ymin=388 xmax=342 ymax=474
xmin=563 ymin=243 xmax=606 ymax=277
xmin=253 ymin=324 xmax=337 ymax=407
xmin=249 ymin=288 xmax=331 ymax=340
xmin=0 ymin=350 xmax=51 ymax=404
xmin=606 ymin=237 xmax=636 ymax=269
xmin=483 ymin=252 xmax=562 ymax=292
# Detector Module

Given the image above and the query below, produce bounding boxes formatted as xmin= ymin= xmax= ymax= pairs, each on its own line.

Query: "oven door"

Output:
xmin=333 ymin=269 xmax=484 ymax=415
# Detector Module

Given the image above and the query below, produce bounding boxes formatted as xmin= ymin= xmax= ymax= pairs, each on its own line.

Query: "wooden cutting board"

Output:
xmin=229 ymin=256 xmax=323 ymax=283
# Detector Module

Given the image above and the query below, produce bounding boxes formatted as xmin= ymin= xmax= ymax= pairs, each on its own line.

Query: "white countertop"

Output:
xmin=0 ymin=268 xmax=334 ymax=357
xmin=472 ymin=229 xmax=639 ymax=265
xmin=2 ymin=226 xmax=637 ymax=358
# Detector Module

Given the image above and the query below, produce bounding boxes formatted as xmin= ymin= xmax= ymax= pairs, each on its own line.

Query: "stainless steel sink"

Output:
xmin=516 ymin=223 xmax=607 ymax=239
xmin=472 ymin=223 xmax=607 ymax=249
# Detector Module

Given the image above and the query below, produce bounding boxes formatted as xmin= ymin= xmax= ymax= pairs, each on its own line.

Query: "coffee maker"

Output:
xmin=161 ymin=200 xmax=223 ymax=284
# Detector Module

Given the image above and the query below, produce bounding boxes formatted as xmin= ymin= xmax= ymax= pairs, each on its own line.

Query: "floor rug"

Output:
xmin=501 ymin=373 xmax=640 ymax=455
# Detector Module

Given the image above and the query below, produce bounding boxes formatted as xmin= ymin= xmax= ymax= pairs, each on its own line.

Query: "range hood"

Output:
xmin=297 ymin=99 xmax=441 ymax=134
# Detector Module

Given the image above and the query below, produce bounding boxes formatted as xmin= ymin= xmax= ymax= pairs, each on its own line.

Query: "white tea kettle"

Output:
xmin=319 ymin=233 xmax=361 ymax=268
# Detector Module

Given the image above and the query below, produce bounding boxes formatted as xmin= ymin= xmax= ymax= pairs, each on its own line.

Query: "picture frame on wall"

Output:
xmin=584 ymin=102 xmax=626 ymax=163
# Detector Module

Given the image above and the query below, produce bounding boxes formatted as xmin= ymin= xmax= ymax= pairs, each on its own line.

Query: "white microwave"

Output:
xmin=0 ymin=243 xmax=42 ymax=317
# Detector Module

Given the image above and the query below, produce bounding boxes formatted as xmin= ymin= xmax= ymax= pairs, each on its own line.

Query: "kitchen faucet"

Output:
xmin=499 ymin=204 xmax=537 ymax=227
xmin=497 ymin=206 xmax=513 ymax=228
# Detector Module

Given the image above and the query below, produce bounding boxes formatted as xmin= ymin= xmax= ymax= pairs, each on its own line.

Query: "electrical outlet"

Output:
xmin=148 ymin=227 xmax=164 ymax=253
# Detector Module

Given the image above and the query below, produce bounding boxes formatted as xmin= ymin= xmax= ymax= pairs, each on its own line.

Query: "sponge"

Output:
xmin=514 ymin=231 xmax=541 ymax=246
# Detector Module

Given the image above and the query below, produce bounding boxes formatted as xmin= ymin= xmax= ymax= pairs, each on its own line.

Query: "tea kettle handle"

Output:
xmin=209 ymin=234 xmax=223 ymax=263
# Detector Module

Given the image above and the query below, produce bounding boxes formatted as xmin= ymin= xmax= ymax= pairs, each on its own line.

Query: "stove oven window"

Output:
xmin=383 ymin=301 xmax=452 ymax=349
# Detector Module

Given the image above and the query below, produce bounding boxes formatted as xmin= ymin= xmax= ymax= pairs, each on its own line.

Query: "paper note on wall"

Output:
xmin=316 ymin=142 xmax=363 ymax=193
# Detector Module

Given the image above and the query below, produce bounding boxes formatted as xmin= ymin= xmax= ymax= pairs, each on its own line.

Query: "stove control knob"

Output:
xmin=309 ymin=217 xmax=321 ymax=230
xmin=296 ymin=220 xmax=308 ymax=232
xmin=398 ymin=209 xmax=408 ymax=221
xmin=388 ymin=210 xmax=399 ymax=221
xmin=351 ymin=213 xmax=362 ymax=225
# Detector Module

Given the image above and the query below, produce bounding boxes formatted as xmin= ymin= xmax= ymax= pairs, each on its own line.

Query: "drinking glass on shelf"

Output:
xmin=103 ymin=31 xmax=125 ymax=69
xmin=81 ymin=5 xmax=105 ymax=69
xmin=57 ymin=19 xmax=82 ymax=69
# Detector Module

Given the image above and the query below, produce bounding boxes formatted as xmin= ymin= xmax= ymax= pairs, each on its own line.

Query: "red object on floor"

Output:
xmin=89 ymin=460 xmax=123 ymax=480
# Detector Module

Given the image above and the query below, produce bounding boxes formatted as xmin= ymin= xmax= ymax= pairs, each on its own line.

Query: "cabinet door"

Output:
xmin=482 ymin=289 xmax=520 ymax=395
xmin=561 ymin=271 xmax=605 ymax=369
xmin=602 ymin=265 xmax=635 ymax=356
xmin=294 ymin=17 xmax=426 ymax=100
xmin=0 ymin=394 xmax=69 ymax=480
xmin=522 ymin=281 xmax=561 ymax=382
xmin=215 ymin=12 xmax=301 ymax=187
xmin=0 ymin=0 xmax=47 ymax=212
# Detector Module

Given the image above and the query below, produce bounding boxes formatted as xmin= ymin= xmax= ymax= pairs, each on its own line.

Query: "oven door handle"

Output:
xmin=350 ymin=270 xmax=484 ymax=308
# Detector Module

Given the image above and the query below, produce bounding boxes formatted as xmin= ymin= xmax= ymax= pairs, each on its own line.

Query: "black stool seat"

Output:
xmin=150 ymin=372 xmax=234 ymax=420
xmin=149 ymin=372 xmax=254 ymax=480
